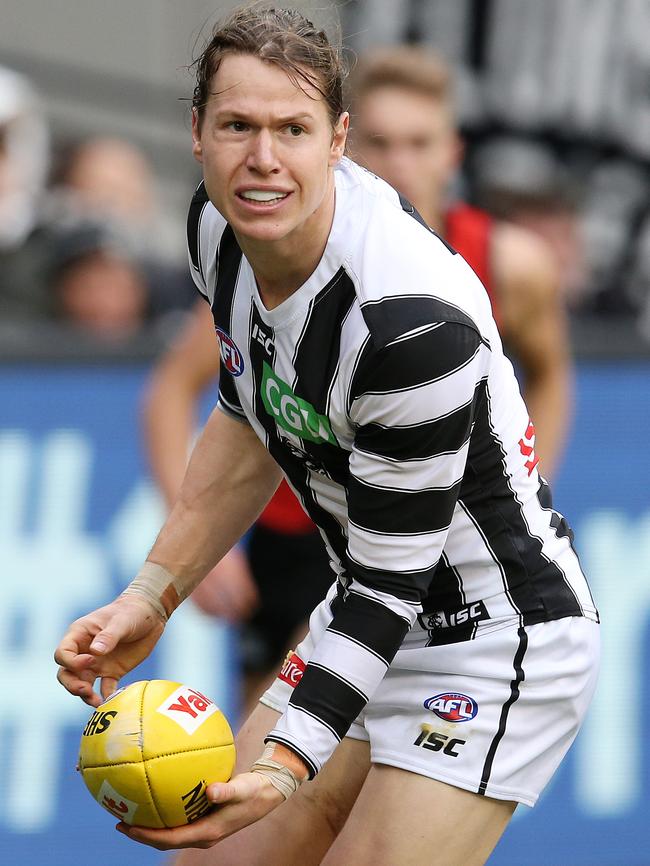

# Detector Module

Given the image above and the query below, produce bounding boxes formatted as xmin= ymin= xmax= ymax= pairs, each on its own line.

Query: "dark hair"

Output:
xmin=193 ymin=5 xmax=345 ymax=127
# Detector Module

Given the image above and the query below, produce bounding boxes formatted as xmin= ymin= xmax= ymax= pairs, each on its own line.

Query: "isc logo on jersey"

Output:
xmin=424 ymin=693 xmax=478 ymax=722
xmin=156 ymin=685 xmax=218 ymax=735
xmin=215 ymin=327 xmax=244 ymax=376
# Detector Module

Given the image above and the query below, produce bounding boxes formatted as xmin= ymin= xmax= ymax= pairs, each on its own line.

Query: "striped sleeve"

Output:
xmin=186 ymin=182 xmax=247 ymax=422
xmin=266 ymin=319 xmax=491 ymax=775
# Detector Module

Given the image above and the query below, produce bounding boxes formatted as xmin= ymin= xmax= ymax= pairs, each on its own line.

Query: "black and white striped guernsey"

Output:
xmin=187 ymin=157 xmax=599 ymax=778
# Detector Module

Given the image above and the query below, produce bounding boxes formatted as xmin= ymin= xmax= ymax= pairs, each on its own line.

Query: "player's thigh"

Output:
xmin=322 ymin=763 xmax=516 ymax=866
xmin=170 ymin=702 xmax=370 ymax=866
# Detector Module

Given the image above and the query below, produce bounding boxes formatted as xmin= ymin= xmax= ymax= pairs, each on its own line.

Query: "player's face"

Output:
xmin=192 ymin=53 xmax=347 ymax=247
xmin=353 ymin=86 xmax=461 ymax=215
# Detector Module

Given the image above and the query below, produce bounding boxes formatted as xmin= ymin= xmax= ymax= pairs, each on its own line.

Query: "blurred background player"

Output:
xmin=142 ymin=300 xmax=333 ymax=718
xmin=348 ymin=46 xmax=572 ymax=478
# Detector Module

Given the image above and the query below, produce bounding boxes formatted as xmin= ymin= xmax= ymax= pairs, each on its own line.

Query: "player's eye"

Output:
xmin=286 ymin=125 xmax=304 ymax=137
xmin=228 ymin=120 xmax=249 ymax=133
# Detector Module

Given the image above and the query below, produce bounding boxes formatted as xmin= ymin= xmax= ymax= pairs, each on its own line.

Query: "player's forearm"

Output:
xmin=523 ymin=364 xmax=572 ymax=480
xmin=142 ymin=408 xmax=281 ymax=601
xmin=142 ymin=371 xmax=197 ymax=508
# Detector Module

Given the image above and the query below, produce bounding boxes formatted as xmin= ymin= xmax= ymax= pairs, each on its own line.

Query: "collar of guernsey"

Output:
xmin=242 ymin=156 xmax=365 ymax=332
xmin=245 ymin=159 xmax=364 ymax=532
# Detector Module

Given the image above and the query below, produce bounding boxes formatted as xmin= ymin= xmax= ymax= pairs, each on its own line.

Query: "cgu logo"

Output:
xmin=215 ymin=327 xmax=245 ymax=376
xmin=424 ymin=693 xmax=478 ymax=723
xmin=261 ymin=361 xmax=336 ymax=446
xmin=156 ymin=685 xmax=219 ymax=735
xmin=278 ymin=651 xmax=306 ymax=687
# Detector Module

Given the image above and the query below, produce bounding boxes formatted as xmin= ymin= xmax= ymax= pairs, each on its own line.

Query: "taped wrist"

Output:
xmin=250 ymin=744 xmax=305 ymax=800
xmin=121 ymin=561 xmax=186 ymax=622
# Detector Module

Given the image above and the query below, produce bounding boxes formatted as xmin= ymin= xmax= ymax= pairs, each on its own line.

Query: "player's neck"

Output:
xmin=415 ymin=199 xmax=444 ymax=235
xmin=236 ymin=184 xmax=336 ymax=311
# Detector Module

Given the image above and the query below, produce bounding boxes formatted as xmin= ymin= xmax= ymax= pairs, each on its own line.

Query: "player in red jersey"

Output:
xmin=349 ymin=46 xmax=571 ymax=479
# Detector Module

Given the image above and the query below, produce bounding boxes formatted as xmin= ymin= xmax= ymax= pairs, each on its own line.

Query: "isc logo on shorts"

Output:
xmin=156 ymin=685 xmax=218 ymax=735
xmin=278 ymin=651 xmax=306 ymax=687
xmin=424 ymin=692 xmax=478 ymax=722
xmin=215 ymin=327 xmax=244 ymax=376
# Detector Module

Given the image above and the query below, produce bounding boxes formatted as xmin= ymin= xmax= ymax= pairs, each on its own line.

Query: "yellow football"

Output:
xmin=78 ymin=679 xmax=236 ymax=828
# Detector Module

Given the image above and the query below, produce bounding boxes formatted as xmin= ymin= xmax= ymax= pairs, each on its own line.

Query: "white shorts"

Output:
xmin=261 ymin=591 xmax=600 ymax=807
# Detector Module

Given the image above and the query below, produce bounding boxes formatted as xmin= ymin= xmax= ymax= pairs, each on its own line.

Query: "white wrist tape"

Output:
xmin=121 ymin=561 xmax=186 ymax=622
xmin=250 ymin=744 xmax=305 ymax=800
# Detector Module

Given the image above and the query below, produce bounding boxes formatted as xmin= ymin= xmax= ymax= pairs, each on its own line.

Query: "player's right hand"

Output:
xmin=54 ymin=596 xmax=165 ymax=708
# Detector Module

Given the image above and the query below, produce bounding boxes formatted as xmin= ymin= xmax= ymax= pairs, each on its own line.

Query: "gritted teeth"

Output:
xmin=240 ymin=189 xmax=288 ymax=202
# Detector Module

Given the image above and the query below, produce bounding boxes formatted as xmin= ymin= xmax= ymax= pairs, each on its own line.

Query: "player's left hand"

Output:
xmin=115 ymin=772 xmax=284 ymax=850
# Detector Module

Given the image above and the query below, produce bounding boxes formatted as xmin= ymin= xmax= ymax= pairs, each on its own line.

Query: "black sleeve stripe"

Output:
xmin=355 ymin=434 xmax=471 ymax=464
xmin=360 ymin=294 xmax=482 ymax=349
xmin=350 ymin=320 xmax=483 ymax=401
xmin=353 ymin=393 xmax=476 ymax=461
xmin=346 ymin=561 xmax=439 ymax=605
xmin=348 ymin=476 xmax=461 ymax=535
xmin=264 ymin=735 xmax=319 ymax=780
xmin=326 ymin=591 xmax=410 ymax=664
xmin=358 ymin=341 xmax=480 ymax=398
xmin=289 ymin=665 xmax=368 ymax=742
xmin=187 ymin=180 xmax=209 ymax=275
xmin=325 ymin=628 xmax=390 ymax=668
xmin=347 ymin=552 xmax=440 ymax=582
xmin=308 ymin=662 xmax=369 ymax=702
xmin=217 ymin=375 xmax=244 ymax=415
xmin=285 ymin=702 xmax=341 ymax=741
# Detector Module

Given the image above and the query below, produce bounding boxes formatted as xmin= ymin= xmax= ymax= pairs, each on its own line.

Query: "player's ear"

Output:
xmin=329 ymin=111 xmax=349 ymax=166
xmin=192 ymin=109 xmax=203 ymax=164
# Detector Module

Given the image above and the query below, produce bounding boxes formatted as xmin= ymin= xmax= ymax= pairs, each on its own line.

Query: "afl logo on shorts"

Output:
xmin=424 ymin=693 xmax=478 ymax=723
xmin=215 ymin=327 xmax=244 ymax=376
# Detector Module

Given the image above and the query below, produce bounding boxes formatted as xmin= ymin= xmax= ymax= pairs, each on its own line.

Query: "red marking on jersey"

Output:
xmin=518 ymin=419 xmax=540 ymax=475
xmin=258 ymin=480 xmax=315 ymax=534
xmin=445 ymin=203 xmax=498 ymax=326
xmin=278 ymin=652 xmax=306 ymax=687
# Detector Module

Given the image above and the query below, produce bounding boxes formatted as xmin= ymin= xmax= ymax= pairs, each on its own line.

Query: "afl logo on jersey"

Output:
xmin=424 ymin=693 xmax=478 ymax=723
xmin=215 ymin=327 xmax=244 ymax=376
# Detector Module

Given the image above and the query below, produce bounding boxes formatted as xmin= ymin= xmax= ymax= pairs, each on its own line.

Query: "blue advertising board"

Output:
xmin=0 ymin=362 xmax=648 ymax=866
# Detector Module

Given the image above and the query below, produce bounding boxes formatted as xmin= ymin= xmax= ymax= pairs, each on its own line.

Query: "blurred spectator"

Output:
xmin=0 ymin=65 xmax=52 ymax=320
xmin=348 ymin=45 xmax=572 ymax=477
xmin=471 ymin=137 xmax=587 ymax=304
xmin=54 ymin=137 xmax=155 ymax=224
xmin=50 ymin=136 xmax=196 ymax=322
xmin=50 ymin=220 xmax=148 ymax=339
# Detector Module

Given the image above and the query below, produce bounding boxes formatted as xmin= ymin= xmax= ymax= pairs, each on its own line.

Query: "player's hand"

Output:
xmin=189 ymin=547 xmax=259 ymax=623
xmin=116 ymin=772 xmax=284 ymax=850
xmin=54 ymin=596 xmax=165 ymax=707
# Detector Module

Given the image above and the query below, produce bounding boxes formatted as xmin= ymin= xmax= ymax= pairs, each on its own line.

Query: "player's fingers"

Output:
xmin=89 ymin=613 xmax=131 ymax=655
xmin=207 ymin=772 xmax=267 ymax=806
xmin=56 ymin=666 xmax=102 ymax=706
xmin=54 ymin=649 xmax=97 ymax=671
xmin=100 ymin=677 xmax=119 ymax=701
xmin=116 ymin=821 xmax=216 ymax=851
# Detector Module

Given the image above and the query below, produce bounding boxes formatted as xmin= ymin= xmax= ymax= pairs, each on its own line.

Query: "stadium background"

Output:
xmin=1 ymin=2 xmax=648 ymax=864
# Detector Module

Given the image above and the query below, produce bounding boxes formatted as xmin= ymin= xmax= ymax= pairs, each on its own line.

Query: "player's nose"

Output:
xmin=245 ymin=128 xmax=281 ymax=174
